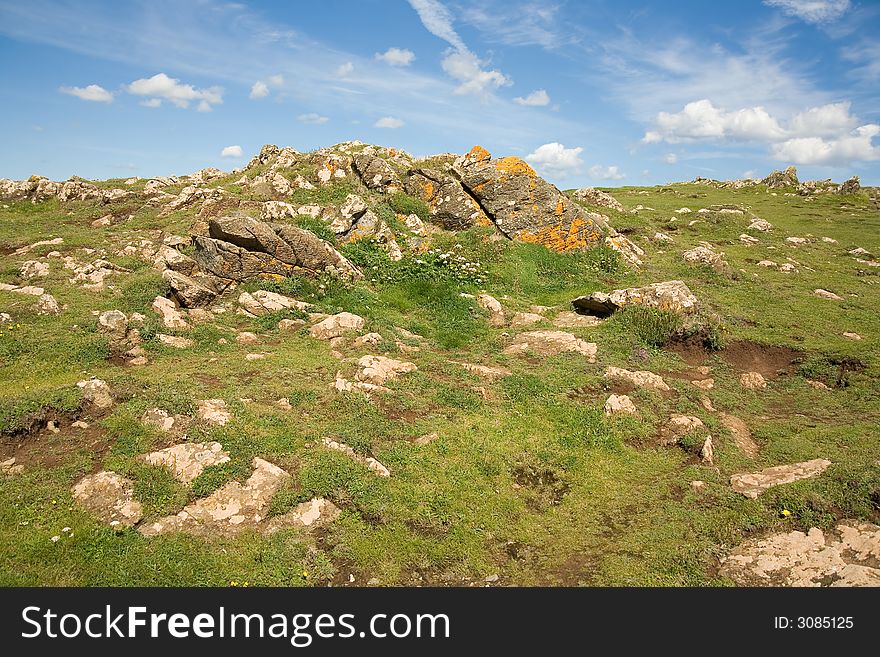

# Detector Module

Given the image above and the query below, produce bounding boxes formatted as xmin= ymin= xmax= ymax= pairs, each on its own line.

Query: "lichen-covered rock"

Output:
xmin=572 ymin=280 xmax=698 ymax=316
xmin=72 ymin=471 xmax=142 ymax=526
xmin=352 ymin=154 xmax=402 ymax=193
xmin=503 ymin=330 xmax=597 ymax=361
xmin=571 ymin=187 xmax=626 ymax=212
xmin=454 ymin=146 xmax=609 ymax=252
xmin=239 ymin=290 xmax=310 ymax=316
xmin=405 ymin=167 xmax=490 ymax=230
xmin=762 ymin=166 xmax=798 ymax=188
xmin=139 ymin=442 xmax=230 ymax=484
xmin=683 ymin=244 xmax=725 ymax=268
xmin=730 ymin=458 xmax=832 ymax=498
xmin=192 ymin=215 xmax=360 ymax=282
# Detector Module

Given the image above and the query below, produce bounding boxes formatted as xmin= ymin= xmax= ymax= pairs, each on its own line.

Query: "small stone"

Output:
xmin=740 ymin=372 xmax=766 ymax=390
xmin=236 ymin=332 xmax=259 ymax=344
xmin=842 ymin=332 xmax=861 ymax=340
xmin=76 ymin=378 xmax=113 ymax=409
xmin=477 ymin=294 xmax=505 ymax=326
xmin=604 ymin=366 xmax=669 ymax=392
xmin=414 ymin=432 xmax=439 ymax=446
xmin=157 ymin=334 xmax=194 ymax=348
xmin=603 ymin=394 xmax=637 ymax=416
xmin=691 ymin=480 xmax=706 ymax=492
xmin=197 ymin=399 xmax=231 ymax=426
xmin=814 ymin=289 xmax=843 ymax=301
xmin=309 ymin=312 xmax=365 ymax=340
xmin=692 ymin=379 xmax=714 ymax=390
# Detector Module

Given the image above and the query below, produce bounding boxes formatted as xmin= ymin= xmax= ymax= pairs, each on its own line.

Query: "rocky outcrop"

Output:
xmin=572 ymin=280 xmax=698 ymax=317
xmin=352 ymin=154 xmax=402 ymax=193
xmin=762 ymin=166 xmax=798 ymax=188
xmin=503 ymin=330 xmax=597 ymax=361
xmin=730 ymin=458 xmax=832 ymax=498
xmin=72 ymin=471 xmax=143 ymax=527
xmin=405 ymin=167 xmax=490 ymax=230
xmin=192 ymin=214 xmax=361 ymax=283
xmin=571 ymin=187 xmax=626 ymax=212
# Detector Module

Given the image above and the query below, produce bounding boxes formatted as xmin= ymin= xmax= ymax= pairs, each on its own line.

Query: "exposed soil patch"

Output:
xmin=0 ymin=407 xmax=83 ymax=441
xmin=721 ymin=341 xmax=802 ymax=378
xmin=666 ymin=334 xmax=714 ymax=365
xmin=0 ymin=420 xmax=111 ymax=470
xmin=512 ymin=462 xmax=570 ymax=511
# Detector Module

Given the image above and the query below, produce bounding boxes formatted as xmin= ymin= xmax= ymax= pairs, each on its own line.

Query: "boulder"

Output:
xmin=839 ymin=176 xmax=860 ymax=194
xmin=405 ymin=168 xmax=490 ymax=230
xmin=355 ymin=355 xmax=417 ymax=385
xmin=570 ymin=187 xmax=626 ymax=212
xmin=352 ymin=154 xmax=402 ymax=193
xmin=309 ymin=312 xmax=366 ymax=339
xmin=683 ymin=244 xmax=725 ymax=268
xmin=814 ymin=289 xmax=843 ymax=301
xmin=572 ymin=280 xmax=698 ymax=317
xmin=163 ymin=269 xmax=219 ymax=308
xmin=192 ymin=215 xmax=360 ymax=282
xmin=77 ymin=378 xmax=113 ymax=409
xmin=238 ymin=290 xmax=310 ymax=316
xmin=503 ymin=330 xmax=597 ymax=361
xmin=151 ymin=295 xmax=189 ymax=329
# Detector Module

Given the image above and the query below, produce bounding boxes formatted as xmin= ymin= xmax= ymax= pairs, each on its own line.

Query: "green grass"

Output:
xmin=1 ymin=164 xmax=878 ymax=587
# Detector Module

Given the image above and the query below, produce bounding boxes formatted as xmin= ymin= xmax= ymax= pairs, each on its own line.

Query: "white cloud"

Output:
xmin=140 ymin=98 xmax=161 ymax=108
xmin=335 ymin=62 xmax=354 ymax=77
xmin=374 ymin=116 xmax=405 ymax=129
xmin=408 ymin=0 xmax=511 ymax=97
xmin=664 ymin=153 xmax=678 ymax=164
xmin=407 ymin=0 xmax=466 ymax=51
xmin=441 ymin=49 xmax=510 ymax=96
xmin=772 ymin=124 xmax=880 ymax=165
xmin=127 ymin=73 xmax=223 ymax=110
xmin=59 ymin=84 xmax=113 ymax=102
xmin=221 ymin=145 xmax=243 ymax=158
xmin=643 ymin=99 xmax=786 ymax=143
xmin=789 ymin=101 xmax=859 ymax=137
xmin=267 ymin=74 xmax=284 ymax=87
xmin=514 ymin=89 xmax=550 ymax=107
xmin=249 ymin=81 xmax=269 ymax=99
xmin=525 ymin=142 xmax=584 ymax=178
xmin=298 ymin=112 xmax=329 ymax=125
xmin=588 ymin=165 xmax=625 ymax=180
xmin=375 ymin=47 xmax=416 ymax=66
xmin=764 ymin=0 xmax=850 ymax=24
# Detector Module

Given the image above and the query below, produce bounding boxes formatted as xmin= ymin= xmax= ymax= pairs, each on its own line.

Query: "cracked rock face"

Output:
xmin=405 ymin=167 xmax=490 ymax=230
xmin=730 ymin=459 xmax=832 ymax=498
xmin=140 ymin=442 xmax=231 ymax=484
xmin=720 ymin=521 xmax=880 ymax=586
xmin=309 ymin=312 xmax=366 ymax=340
xmin=572 ymin=280 xmax=698 ymax=316
xmin=192 ymin=215 xmax=360 ymax=283
xmin=72 ymin=471 xmax=143 ymax=526
xmin=355 ymin=355 xmax=417 ymax=385
xmin=604 ymin=366 xmax=670 ymax=392
xmin=503 ymin=330 xmax=597 ymax=361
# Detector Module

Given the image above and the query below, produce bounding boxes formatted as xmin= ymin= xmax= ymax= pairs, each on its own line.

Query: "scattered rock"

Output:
xmin=157 ymin=334 xmax=194 ymax=349
xmin=842 ymin=332 xmax=862 ymax=340
xmin=604 ymin=366 xmax=670 ymax=392
xmin=355 ymin=355 xmax=417 ymax=385
xmin=730 ymin=458 xmax=832 ymax=498
xmin=740 ymin=371 xmax=767 ymax=390
xmin=683 ymin=244 xmax=725 ymax=268
xmin=140 ymin=442 xmax=230 ymax=484
xmin=77 ymin=378 xmax=113 ymax=409
xmin=354 ymin=332 xmax=382 ymax=348
xmin=72 ymin=471 xmax=143 ymax=526
xmin=141 ymin=408 xmax=176 ymax=432
xmin=570 ymin=187 xmax=626 ymax=212
xmin=739 ymin=234 xmax=759 ymax=244
xmin=747 ymin=219 xmax=772 ymax=232
xmin=309 ymin=312 xmax=366 ymax=339
xmin=236 ymin=331 xmax=259 ymax=344
xmin=477 ymin=294 xmax=506 ymax=326
xmin=197 ymin=399 xmax=231 ymax=426
xmin=278 ymin=318 xmax=306 ymax=331
xmin=814 ymin=289 xmax=843 ymax=301
xmin=321 ymin=437 xmax=390 ymax=477
xmin=604 ymin=394 xmax=637 ymax=416
xmin=503 ymin=330 xmax=597 ymax=361
xmin=660 ymin=415 xmax=705 ymax=446
xmin=762 ymin=166 xmax=798 ymax=189
xmin=1 ymin=457 xmax=24 ymax=475
xmin=720 ymin=521 xmax=880 ymax=586
xmin=572 ymin=280 xmax=698 ymax=317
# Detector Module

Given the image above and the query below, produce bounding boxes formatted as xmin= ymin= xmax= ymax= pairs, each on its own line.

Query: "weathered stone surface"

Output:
xmin=157 ymin=333 xmax=194 ymax=349
xmin=570 ymin=187 xmax=626 ymax=212
xmin=35 ymin=293 xmax=60 ymax=315
xmin=192 ymin=215 xmax=360 ymax=282
xmin=352 ymin=154 xmax=402 ymax=193
xmin=814 ymin=288 xmax=843 ymax=301
xmin=355 ymin=355 xmax=417 ymax=385
xmin=740 ymin=371 xmax=767 ymax=390
xmin=660 ymin=415 xmax=705 ymax=446
xmin=762 ymin=166 xmax=798 ymax=188
xmin=748 ymin=219 xmax=773 ymax=232
xmin=453 ymin=146 xmax=609 ymax=252
xmin=839 ymin=176 xmax=860 ymax=195
xmin=720 ymin=521 xmax=880 ymax=586
xmin=510 ymin=312 xmax=545 ymax=327
xmin=730 ymin=458 xmax=832 ymax=498
xmin=140 ymin=442 xmax=230 ymax=484
xmin=683 ymin=244 xmax=725 ymax=268
xmin=239 ymin=290 xmax=310 ymax=316
xmin=720 ymin=413 xmax=759 ymax=458
xmin=141 ymin=408 xmax=176 ymax=432
xmin=604 ymin=366 xmax=670 ymax=392
xmin=197 ymin=399 xmax=231 ymax=426
xmin=1 ymin=456 xmax=24 ymax=475
xmin=20 ymin=260 xmax=49 ymax=279
xmin=604 ymin=394 xmax=637 ymax=416
xmin=72 ymin=471 xmax=142 ymax=526
xmin=309 ymin=312 xmax=365 ymax=339
xmin=572 ymin=280 xmax=698 ymax=316
xmin=155 ymin=245 xmax=197 ymax=276
xmin=405 ymin=167 xmax=489 ymax=230
xmin=77 ymin=378 xmax=113 ymax=409
xmin=264 ymin=497 xmax=340 ymax=533
xmin=151 ymin=296 xmax=189 ymax=329
xmin=552 ymin=311 xmax=602 ymax=328
xmin=477 ymin=294 xmax=505 ymax=326
xmin=139 ymin=458 xmax=290 ymax=537
xmin=321 ymin=437 xmax=390 ymax=477
xmin=163 ymin=269 xmax=219 ymax=308
xmin=503 ymin=330 xmax=597 ymax=361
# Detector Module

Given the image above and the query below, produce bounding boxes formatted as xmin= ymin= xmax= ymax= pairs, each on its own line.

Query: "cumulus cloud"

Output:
xmin=127 ymin=73 xmax=222 ymax=110
xmin=249 ymin=81 xmax=269 ymax=99
xmin=375 ymin=47 xmax=416 ymax=66
xmin=772 ymin=124 xmax=880 ymax=165
xmin=514 ymin=89 xmax=550 ymax=106
xmin=374 ymin=116 xmax=405 ymax=128
xmin=788 ymin=101 xmax=859 ymax=137
xmin=408 ymin=0 xmax=511 ymax=97
xmin=298 ymin=112 xmax=329 ymax=125
xmin=335 ymin=62 xmax=354 ymax=77
xmin=221 ymin=145 xmax=243 ymax=158
xmin=588 ymin=165 xmax=625 ymax=180
xmin=664 ymin=153 xmax=678 ymax=164
xmin=59 ymin=84 xmax=113 ymax=102
xmin=764 ymin=0 xmax=850 ymax=24
xmin=441 ymin=50 xmax=510 ymax=96
xmin=525 ymin=142 xmax=584 ymax=178
xmin=643 ymin=99 xmax=785 ymax=143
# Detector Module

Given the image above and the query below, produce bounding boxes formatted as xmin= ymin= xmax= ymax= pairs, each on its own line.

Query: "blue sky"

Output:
xmin=1 ymin=0 xmax=878 ymax=186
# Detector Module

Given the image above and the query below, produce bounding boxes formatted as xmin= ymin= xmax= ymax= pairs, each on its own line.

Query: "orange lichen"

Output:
xmin=466 ymin=145 xmax=491 ymax=163
xmin=421 ymin=180 xmax=435 ymax=200
xmin=554 ymin=199 xmax=565 ymax=216
xmin=516 ymin=218 xmax=602 ymax=252
xmin=494 ymin=157 xmax=536 ymax=177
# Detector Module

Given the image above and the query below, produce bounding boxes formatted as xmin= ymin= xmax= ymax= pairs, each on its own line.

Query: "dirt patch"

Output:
xmin=0 ymin=420 xmax=111 ymax=470
xmin=721 ymin=340 xmax=802 ymax=378
xmin=195 ymin=374 xmax=224 ymax=388
xmin=512 ymin=462 xmax=570 ymax=511
xmin=666 ymin=334 xmax=712 ymax=365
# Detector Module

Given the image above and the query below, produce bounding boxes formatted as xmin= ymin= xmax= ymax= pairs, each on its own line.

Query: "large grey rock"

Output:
xmin=352 ymin=154 xmax=402 ymax=193
xmin=192 ymin=215 xmax=360 ymax=282
xmin=762 ymin=166 xmax=798 ymax=188
xmin=163 ymin=269 xmax=219 ymax=308
xmin=405 ymin=167 xmax=490 ymax=230
xmin=573 ymin=280 xmax=698 ymax=317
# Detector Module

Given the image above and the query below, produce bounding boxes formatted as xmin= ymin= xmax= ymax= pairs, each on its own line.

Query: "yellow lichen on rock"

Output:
xmin=494 ymin=157 xmax=536 ymax=177
xmin=466 ymin=145 xmax=491 ymax=163
xmin=516 ymin=218 xmax=601 ymax=252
